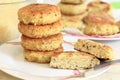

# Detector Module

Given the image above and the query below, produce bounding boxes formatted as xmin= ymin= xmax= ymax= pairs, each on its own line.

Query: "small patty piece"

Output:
xmin=24 ymin=46 xmax=63 ymax=63
xmin=18 ymin=20 xmax=63 ymax=38
xmin=87 ymin=1 xmax=111 ymax=13
xmin=21 ymin=33 xmax=63 ymax=51
xmin=84 ymin=12 xmax=115 ymax=24
xmin=18 ymin=4 xmax=61 ymax=25
xmin=50 ymin=51 xmax=100 ymax=69
xmin=74 ymin=39 xmax=114 ymax=60
xmin=58 ymin=2 xmax=87 ymax=15
xmin=61 ymin=0 xmax=86 ymax=4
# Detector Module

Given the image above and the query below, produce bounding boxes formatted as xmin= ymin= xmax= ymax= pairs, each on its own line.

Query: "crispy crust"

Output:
xmin=50 ymin=51 xmax=100 ymax=69
xmin=18 ymin=4 xmax=61 ymax=25
xmin=21 ymin=33 xmax=63 ymax=51
xmin=24 ymin=46 xmax=63 ymax=63
xmin=61 ymin=0 xmax=86 ymax=4
xmin=58 ymin=2 xmax=87 ymax=15
xmin=84 ymin=12 xmax=115 ymax=24
xmin=52 ymin=51 xmax=96 ymax=58
xmin=74 ymin=39 xmax=114 ymax=60
xmin=84 ymin=23 xmax=119 ymax=36
xmin=18 ymin=20 xmax=63 ymax=38
xmin=87 ymin=1 xmax=111 ymax=13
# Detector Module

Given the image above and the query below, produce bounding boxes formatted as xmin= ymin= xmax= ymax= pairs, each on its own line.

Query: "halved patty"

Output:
xmin=74 ymin=39 xmax=114 ymax=60
xmin=50 ymin=51 xmax=100 ymax=69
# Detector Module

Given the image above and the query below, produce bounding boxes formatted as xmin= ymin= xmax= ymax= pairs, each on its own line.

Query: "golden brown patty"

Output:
xmin=61 ymin=11 xmax=87 ymax=29
xmin=24 ymin=46 xmax=63 ymax=63
xmin=18 ymin=4 xmax=61 ymax=25
xmin=84 ymin=23 xmax=119 ymax=36
xmin=74 ymin=39 xmax=114 ymax=60
xmin=84 ymin=11 xmax=115 ymax=24
xmin=50 ymin=51 xmax=100 ymax=69
xmin=87 ymin=1 xmax=111 ymax=13
xmin=58 ymin=2 xmax=87 ymax=15
xmin=18 ymin=20 xmax=63 ymax=38
xmin=61 ymin=0 xmax=86 ymax=4
xmin=21 ymin=33 xmax=63 ymax=51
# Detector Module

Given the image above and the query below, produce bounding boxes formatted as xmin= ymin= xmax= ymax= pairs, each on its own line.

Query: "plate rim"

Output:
xmin=0 ymin=66 xmax=111 ymax=80
xmin=63 ymin=32 xmax=120 ymax=41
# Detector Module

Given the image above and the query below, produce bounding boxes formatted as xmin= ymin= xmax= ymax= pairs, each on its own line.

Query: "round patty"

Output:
xmin=58 ymin=2 xmax=87 ymax=15
xmin=21 ymin=33 xmax=63 ymax=51
xmin=88 ymin=1 xmax=111 ymax=13
xmin=84 ymin=11 xmax=115 ymax=24
xmin=24 ymin=46 xmax=63 ymax=63
xmin=18 ymin=4 xmax=61 ymax=25
xmin=18 ymin=20 xmax=63 ymax=38
xmin=84 ymin=23 xmax=119 ymax=36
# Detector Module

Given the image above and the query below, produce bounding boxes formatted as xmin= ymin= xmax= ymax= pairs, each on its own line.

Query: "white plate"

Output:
xmin=0 ymin=39 xmax=111 ymax=80
xmin=63 ymin=28 xmax=120 ymax=41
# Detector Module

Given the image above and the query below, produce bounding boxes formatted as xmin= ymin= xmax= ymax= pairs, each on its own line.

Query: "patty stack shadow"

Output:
xmin=18 ymin=4 xmax=63 ymax=63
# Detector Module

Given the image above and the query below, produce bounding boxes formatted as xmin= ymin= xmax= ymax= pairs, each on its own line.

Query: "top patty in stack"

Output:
xmin=18 ymin=4 xmax=61 ymax=25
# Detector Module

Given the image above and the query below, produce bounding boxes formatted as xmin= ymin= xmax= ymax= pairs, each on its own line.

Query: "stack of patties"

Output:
xmin=58 ymin=0 xmax=88 ymax=29
xmin=18 ymin=4 xmax=63 ymax=63
xmin=83 ymin=11 xmax=119 ymax=36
